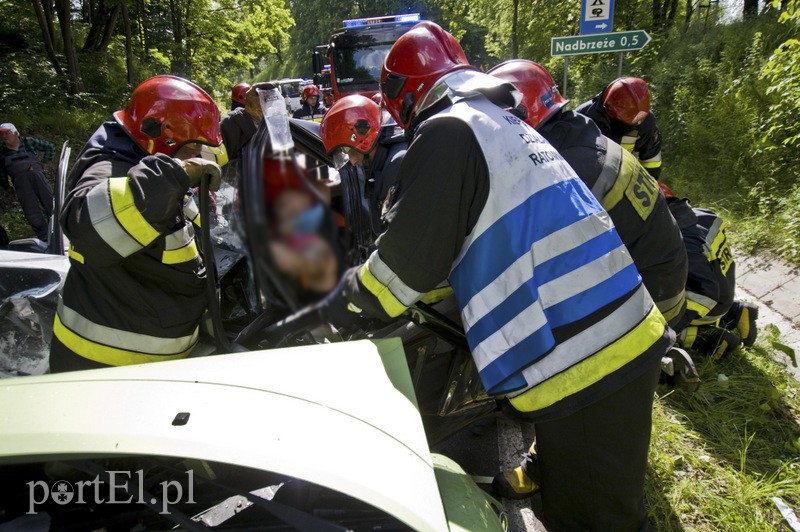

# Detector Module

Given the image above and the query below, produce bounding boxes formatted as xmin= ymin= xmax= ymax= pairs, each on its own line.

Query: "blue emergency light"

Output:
xmin=342 ymin=13 xmax=420 ymax=28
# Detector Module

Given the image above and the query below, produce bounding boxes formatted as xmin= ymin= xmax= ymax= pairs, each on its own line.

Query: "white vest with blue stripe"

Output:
xmin=440 ymin=96 xmax=656 ymax=399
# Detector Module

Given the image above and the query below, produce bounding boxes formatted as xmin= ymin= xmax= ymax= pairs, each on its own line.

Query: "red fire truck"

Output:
xmin=312 ymin=13 xmax=422 ymax=101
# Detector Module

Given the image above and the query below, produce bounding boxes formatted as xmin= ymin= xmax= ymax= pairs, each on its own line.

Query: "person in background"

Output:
xmin=220 ymin=82 xmax=271 ymax=162
xmin=660 ymin=182 xmax=758 ymax=358
xmin=231 ymin=82 xmax=251 ymax=110
xmin=50 ymin=75 xmax=223 ymax=373
xmin=0 ymin=122 xmax=55 ymax=241
xmin=292 ymin=85 xmax=327 ymax=121
xmin=320 ymin=95 xmax=408 ymax=241
xmin=575 ymin=77 xmax=664 ymax=180
xmin=317 ymin=22 xmax=672 ymax=531
xmin=322 ymin=88 xmax=335 ymax=108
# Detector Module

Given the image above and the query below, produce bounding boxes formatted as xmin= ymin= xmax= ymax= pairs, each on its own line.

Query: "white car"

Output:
xmin=0 ymin=339 xmax=506 ymax=530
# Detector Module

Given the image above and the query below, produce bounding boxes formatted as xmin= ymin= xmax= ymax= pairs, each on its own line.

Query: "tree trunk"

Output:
xmin=511 ymin=0 xmax=519 ymax=57
xmin=54 ymin=0 xmax=85 ymax=94
xmin=42 ymin=0 xmax=58 ymax=49
xmin=666 ymin=0 xmax=680 ymax=27
xmin=743 ymin=0 xmax=758 ymax=19
xmin=137 ymin=0 xmax=148 ymax=55
xmin=83 ymin=0 xmax=103 ymax=51
xmin=653 ymin=0 xmax=664 ymax=32
xmin=30 ymin=0 xmax=63 ymax=75
xmin=121 ymin=2 xmax=135 ymax=84
xmin=685 ymin=0 xmax=693 ymax=27
xmin=97 ymin=5 xmax=120 ymax=52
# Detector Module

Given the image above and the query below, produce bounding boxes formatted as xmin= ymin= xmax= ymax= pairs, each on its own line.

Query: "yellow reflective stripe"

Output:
xmin=686 ymin=292 xmax=714 ymax=319
xmin=641 ymin=159 xmax=662 ymax=169
xmin=211 ymin=144 xmax=229 ymax=167
xmin=658 ymin=290 xmax=686 ymax=324
xmin=359 ymin=263 xmax=408 ymax=318
xmin=420 ymin=286 xmax=453 ymax=304
xmin=509 ymin=305 xmax=665 ymax=412
xmin=682 ymin=326 xmax=698 ymax=348
xmin=54 ymin=314 xmax=195 ymax=366
xmin=600 ymin=147 xmax=636 ymax=211
xmin=109 ymin=177 xmax=160 ymax=247
xmin=68 ymin=244 xmax=84 ymax=264
xmin=162 ymin=240 xmax=198 ymax=264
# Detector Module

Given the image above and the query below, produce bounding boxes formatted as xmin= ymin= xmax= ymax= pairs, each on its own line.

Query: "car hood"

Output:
xmin=0 ymin=339 xmax=456 ymax=530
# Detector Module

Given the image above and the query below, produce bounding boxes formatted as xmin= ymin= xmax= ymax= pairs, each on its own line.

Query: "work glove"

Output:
xmin=314 ymin=268 xmax=391 ymax=333
xmin=179 ymin=158 xmax=222 ymax=191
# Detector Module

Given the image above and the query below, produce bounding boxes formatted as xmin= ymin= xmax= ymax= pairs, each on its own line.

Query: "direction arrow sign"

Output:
xmin=580 ymin=0 xmax=615 ymax=34
xmin=551 ymin=30 xmax=651 ymax=57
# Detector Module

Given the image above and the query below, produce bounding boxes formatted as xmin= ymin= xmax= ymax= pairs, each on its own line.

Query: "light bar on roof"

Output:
xmin=342 ymin=13 xmax=420 ymax=28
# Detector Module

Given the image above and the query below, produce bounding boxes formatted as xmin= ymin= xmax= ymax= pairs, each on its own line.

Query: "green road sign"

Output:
xmin=551 ymin=30 xmax=651 ymax=57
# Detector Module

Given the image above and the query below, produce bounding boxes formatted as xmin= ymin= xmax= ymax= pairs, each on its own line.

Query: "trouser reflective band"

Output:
xmin=53 ymin=312 xmax=198 ymax=366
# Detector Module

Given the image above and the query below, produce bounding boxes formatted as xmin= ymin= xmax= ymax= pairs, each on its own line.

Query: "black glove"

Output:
xmin=315 ymin=272 xmax=365 ymax=332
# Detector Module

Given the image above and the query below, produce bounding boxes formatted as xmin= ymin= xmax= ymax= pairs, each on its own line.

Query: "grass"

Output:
xmin=647 ymin=324 xmax=800 ymax=530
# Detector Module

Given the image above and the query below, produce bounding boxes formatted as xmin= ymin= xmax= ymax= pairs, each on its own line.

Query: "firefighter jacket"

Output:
xmin=220 ymin=107 xmax=258 ymax=161
xmin=539 ymin=110 xmax=687 ymax=327
xmin=292 ymin=102 xmax=327 ymax=122
xmin=667 ymin=197 xmax=735 ymax=329
xmin=575 ymin=95 xmax=663 ymax=180
xmin=51 ymin=121 xmax=206 ymax=367
xmin=344 ymin=86 xmax=672 ymax=419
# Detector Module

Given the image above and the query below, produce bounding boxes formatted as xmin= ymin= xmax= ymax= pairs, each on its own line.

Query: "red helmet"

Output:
xmin=114 ymin=75 xmax=221 ymax=157
xmin=658 ymin=181 xmax=675 ymax=199
xmin=487 ymin=60 xmax=568 ymax=128
xmin=232 ymin=82 xmax=251 ymax=106
xmin=302 ymin=84 xmax=320 ymax=102
xmin=380 ymin=21 xmax=472 ymax=129
xmin=319 ymin=95 xmax=382 ymax=155
xmin=603 ymin=77 xmax=651 ymax=126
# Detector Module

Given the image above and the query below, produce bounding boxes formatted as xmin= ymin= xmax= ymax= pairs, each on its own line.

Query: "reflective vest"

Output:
xmin=426 ymin=97 xmax=668 ymax=413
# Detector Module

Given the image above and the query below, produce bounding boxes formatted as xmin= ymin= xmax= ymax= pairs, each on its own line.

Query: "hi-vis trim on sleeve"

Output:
xmin=109 ymin=177 xmax=160 ymax=247
xmin=420 ymin=283 xmax=453 ymax=304
xmin=87 ymin=180 xmax=146 ymax=258
xmin=656 ymin=289 xmax=686 ymax=324
xmin=640 ymin=152 xmax=662 ymax=169
xmin=360 ymin=251 xmax=425 ymax=317
xmin=183 ymin=197 xmax=201 ymax=227
xmin=68 ymin=244 xmax=84 ymax=264
xmin=55 ymin=303 xmax=198 ymax=365
xmin=162 ymin=225 xmax=199 ymax=265
xmin=686 ymin=290 xmax=717 ymax=320
xmin=508 ymin=303 xmax=665 ymax=412
xmin=620 ymin=133 xmax=638 ymax=152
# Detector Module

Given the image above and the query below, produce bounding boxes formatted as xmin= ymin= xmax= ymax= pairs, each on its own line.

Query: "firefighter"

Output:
xmin=319 ymin=95 xmax=407 ymax=239
xmin=660 ymin=182 xmax=758 ymax=358
xmin=0 ymin=122 xmax=55 ymax=241
xmin=486 ymin=59 xmax=692 ymax=501
xmin=489 ymin=60 xmax=687 ymax=329
xmin=292 ymin=85 xmax=327 ymax=121
xmin=315 ymin=22 xmax=672 ymax=531
xmin=230 ymin=82 xmax=251 ymax=110
xmin=575 ymin=77 xmax=664 ymax=180
xmin=50 ymin=75 xmax=223 ymax=373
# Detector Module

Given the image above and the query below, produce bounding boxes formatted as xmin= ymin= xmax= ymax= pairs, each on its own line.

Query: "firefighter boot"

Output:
xmin=492 ymin=447 xmax=541 ymax=500
xmin=730 ymin=302 xmax=759 ymax=347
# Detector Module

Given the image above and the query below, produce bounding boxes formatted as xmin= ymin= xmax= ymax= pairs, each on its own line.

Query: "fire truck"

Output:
xmin=312 ymin=13 xmax=422 ymax=101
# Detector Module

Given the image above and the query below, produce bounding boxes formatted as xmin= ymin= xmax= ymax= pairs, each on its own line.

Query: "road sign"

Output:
xmin=551 ymin=30 xmax=651 ymax=57
xmin=580 ymin=0 xmax=615 ymax=34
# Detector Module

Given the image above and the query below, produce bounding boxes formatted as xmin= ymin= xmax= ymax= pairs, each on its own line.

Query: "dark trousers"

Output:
xmin=533 ymin=361 xmax=661 ymax=532
xmin=11 ymin=167 xmax=53 ymax=241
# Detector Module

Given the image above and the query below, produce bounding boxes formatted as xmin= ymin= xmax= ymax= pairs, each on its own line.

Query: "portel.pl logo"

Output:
xmin=27 ymin=470 xmax=195 ymax=515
